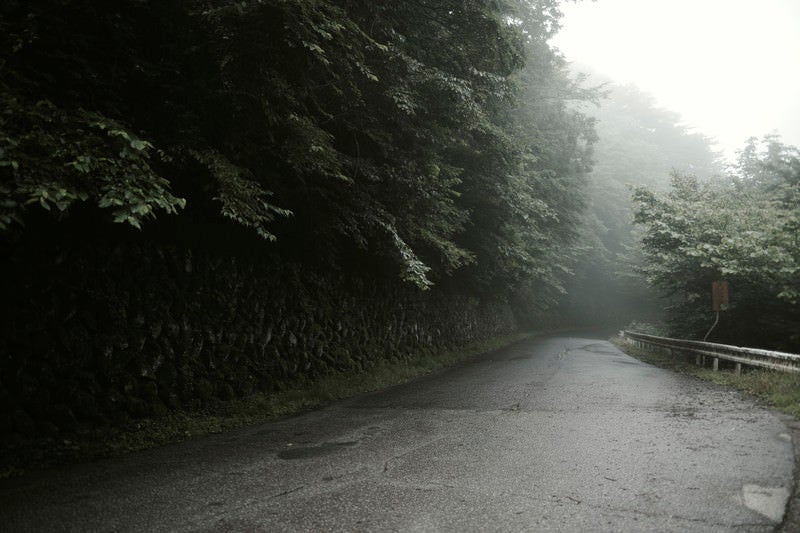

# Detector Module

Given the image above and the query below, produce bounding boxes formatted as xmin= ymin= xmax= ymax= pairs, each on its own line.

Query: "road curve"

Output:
xmin=0 ymin=332 xmax=795 ymax=531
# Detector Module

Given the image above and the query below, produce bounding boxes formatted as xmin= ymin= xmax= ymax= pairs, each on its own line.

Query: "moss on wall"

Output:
xmin=0 ymin=234 xmax=517 ymax=441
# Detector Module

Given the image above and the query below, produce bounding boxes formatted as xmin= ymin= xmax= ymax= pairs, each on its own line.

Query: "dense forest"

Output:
xmin=0 ymin=0 xmax=601 ymax=442
xmin=1 ymin=0 xmax=798 ymax=447
xmin=561 ymin=70 xmax=799 ymax=352
xmin=632 ymin=136 xmax=800 ymax=352
xmin=0 ymin=0 xmax=595 ymax=303
xmin=557 ymin=73 xmax=724 ymax=327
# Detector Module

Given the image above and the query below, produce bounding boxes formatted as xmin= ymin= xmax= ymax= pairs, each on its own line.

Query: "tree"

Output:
xmin=558 ymin=75 xmax=724 ymax=326
xmin=451 ymin=1 xmax=598 ymax=312
xmin=0 ymin=0 xmax=291 ymax=241
xmin=631 ymin=136 xmax=800 ymax=351
xmin=0 ymin=0 xmax=599 ymax=307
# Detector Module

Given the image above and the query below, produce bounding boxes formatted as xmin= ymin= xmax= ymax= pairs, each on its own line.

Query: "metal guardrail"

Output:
xmin=620 ymin=330 xmax=800 ymax=373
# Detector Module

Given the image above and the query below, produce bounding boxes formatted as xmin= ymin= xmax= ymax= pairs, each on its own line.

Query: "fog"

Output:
xmin=552 ymin=0 xmax=800 ymax=161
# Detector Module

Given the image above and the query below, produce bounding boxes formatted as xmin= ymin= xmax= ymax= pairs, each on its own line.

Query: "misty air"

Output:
xmin=1 ymin=1 xmax=798 ymax=530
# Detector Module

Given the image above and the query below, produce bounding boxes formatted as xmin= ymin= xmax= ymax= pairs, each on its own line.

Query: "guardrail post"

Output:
xmin=621 ymin=331 xmax=800 ymax=374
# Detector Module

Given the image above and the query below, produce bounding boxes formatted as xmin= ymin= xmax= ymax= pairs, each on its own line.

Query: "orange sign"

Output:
xmin=712 ymin=281 xmax=729 ymax=311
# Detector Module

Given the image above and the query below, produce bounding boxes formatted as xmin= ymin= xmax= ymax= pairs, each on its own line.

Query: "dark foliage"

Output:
xmin=1 ymin=0 xmax=596 ymax=303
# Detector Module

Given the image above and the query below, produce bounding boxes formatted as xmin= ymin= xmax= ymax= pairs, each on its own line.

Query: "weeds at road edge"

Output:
xmin=611 ymin=336 xmax=800 ymax=418
xmin=1 ymin=331 xmax=537 ymax=479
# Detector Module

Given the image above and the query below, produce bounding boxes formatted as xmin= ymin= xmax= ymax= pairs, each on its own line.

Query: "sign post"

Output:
xmin=712 ymin=280 xmax=729 ymax=312
xmin=704 ymin=281 xmax=729 ymax=342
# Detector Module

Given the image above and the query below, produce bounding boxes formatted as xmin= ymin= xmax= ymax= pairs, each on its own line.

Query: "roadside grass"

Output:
xmin=1 ymin=331 xmax=536 ymax=479
xmin=611 ymin=336 xmax=800 ymax=418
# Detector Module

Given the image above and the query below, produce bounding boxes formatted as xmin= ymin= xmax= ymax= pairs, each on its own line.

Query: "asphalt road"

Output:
xmin=0 ymin=332 xmax=795 ymax=532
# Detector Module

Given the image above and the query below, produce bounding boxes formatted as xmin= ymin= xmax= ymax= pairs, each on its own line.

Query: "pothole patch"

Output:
xmin=741 ymin=484 xmax=790 ymax=522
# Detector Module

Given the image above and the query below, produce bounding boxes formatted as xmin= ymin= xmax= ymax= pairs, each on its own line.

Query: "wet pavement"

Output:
xmin=0 ymin=332 xmax=795 ymax=531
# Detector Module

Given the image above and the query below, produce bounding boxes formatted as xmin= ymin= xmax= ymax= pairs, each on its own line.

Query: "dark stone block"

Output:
xmin=139 ymin=379 xmax=159 ymax=403
xmin=73 ymin=391 xmax=99 ymax=421
xmin=195 ymin=379 xmax=214 ymax=401
xmin=0 ymin=413 xmax=14 ymax=435
xmin=217 ymin=383 xmax=235 ymax=401
xmin=50 ymin=405 xmax=79 ymax=433
xmin=12 ymin=409 xmax=36 ymax=437
xmin=37 ymin=420 xmax=60 ymax=438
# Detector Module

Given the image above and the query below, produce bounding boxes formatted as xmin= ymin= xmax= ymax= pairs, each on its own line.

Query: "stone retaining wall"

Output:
xmin=0 ymin=238 xmax=517 ymax=439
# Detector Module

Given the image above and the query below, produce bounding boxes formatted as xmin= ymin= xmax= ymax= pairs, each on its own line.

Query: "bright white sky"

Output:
xmin=551 ymin=0 xmax=800 ymax=161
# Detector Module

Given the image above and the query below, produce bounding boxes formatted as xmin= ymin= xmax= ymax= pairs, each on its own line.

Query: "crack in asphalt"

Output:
xmin=0 ymin=333 xmax=792 ymax=531
xmin=367 ymin=478 xmax=773 ymax=529
xmin=381 ymin=435 xmax=451 ymax=474
xmin=268 ymin=485 xmax=306 ymax=499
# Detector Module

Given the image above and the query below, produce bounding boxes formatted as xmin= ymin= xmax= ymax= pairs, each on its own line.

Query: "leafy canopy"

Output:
xmin=632 ymin=136 xmax=800 ymax=350
xmin=1 ymin=0 xmax=598 ymax=305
